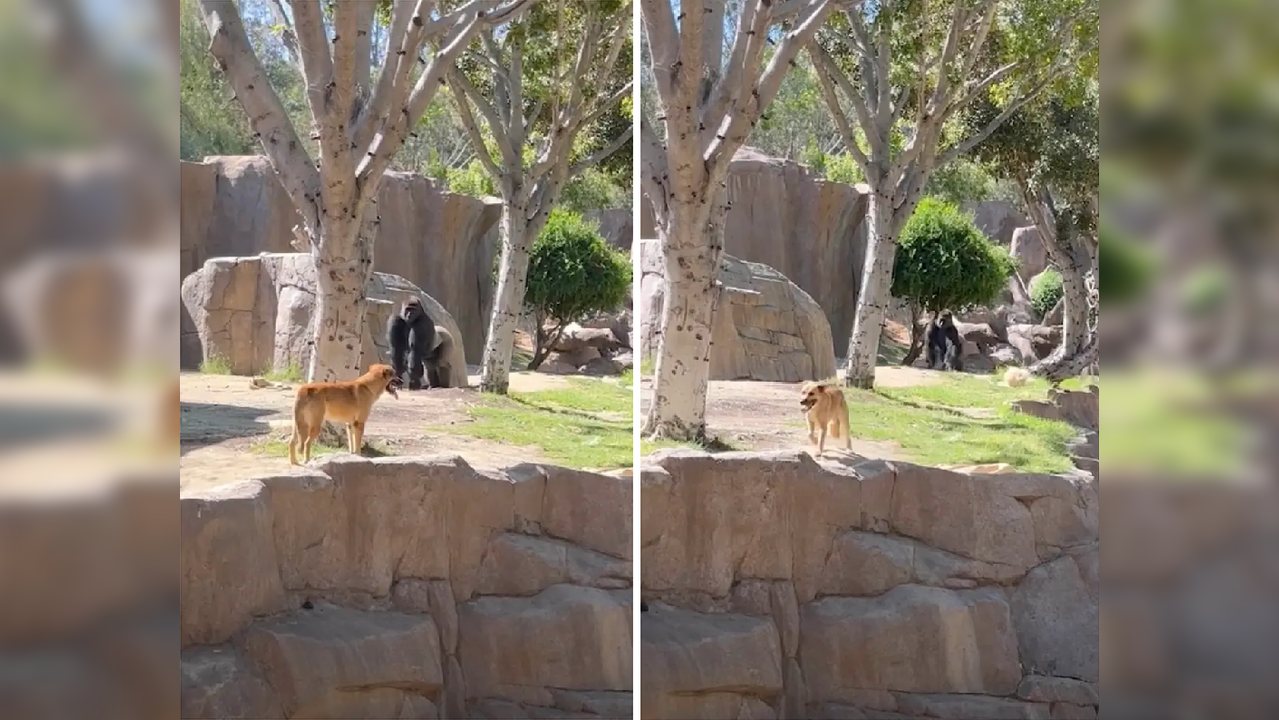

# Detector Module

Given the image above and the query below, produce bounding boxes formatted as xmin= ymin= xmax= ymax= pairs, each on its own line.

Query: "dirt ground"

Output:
xmin=639 ymin=365 xmax=944 ymax=461
xmin=180 ymin=369 xmax=583 ymax=494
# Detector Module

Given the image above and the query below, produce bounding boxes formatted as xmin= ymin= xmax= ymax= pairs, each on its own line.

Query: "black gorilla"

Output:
xmin=387 ymin=297 xmax=436 ymax=390
xmin=926 ymin=310 xmax=964 ymax=371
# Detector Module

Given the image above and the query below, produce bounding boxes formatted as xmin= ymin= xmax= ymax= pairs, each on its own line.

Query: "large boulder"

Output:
xmin=1010 ymin=226 xmax=1051 ymax=283
xmin=180 ymin=253 xmax=468 ymax=386
xmin=584 ymin=208 xmax=634 ymax=254
xmin=964 ymin=200 xmax=1030 ymax=247
xmin=639 ymin=243 xmax=837 ymax=382
xmin=642 ymin=147 xmax=870 ymax=351
xmin=180 ymin=156 xmax=502 ymax=362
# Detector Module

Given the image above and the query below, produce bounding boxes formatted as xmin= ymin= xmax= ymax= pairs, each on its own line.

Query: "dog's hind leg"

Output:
xmin=817 ymin=423 xmax=827 ymax=456
xmin=304 ymin=424 xmax=320 ymax=463
xmin=288 ymin=429 xmax=299 ymax=465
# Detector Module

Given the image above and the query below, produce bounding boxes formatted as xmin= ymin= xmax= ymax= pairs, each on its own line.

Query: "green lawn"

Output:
xmin=443 ymin=378 xmax=634 ymax=470
xmin=841 ymin=373 xmax=1082 ymax=474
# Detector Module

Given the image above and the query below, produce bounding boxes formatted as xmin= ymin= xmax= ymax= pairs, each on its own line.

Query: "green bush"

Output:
xmin=891 ymin=197 xmax=1015 ymax=362
xmin=524 ymin=210 xmax=632 ymax=370
xmin=892 ymin=197 xmax=1016 ymax=314
xmin=1029 ymin=268 xmax=1064 ymax=320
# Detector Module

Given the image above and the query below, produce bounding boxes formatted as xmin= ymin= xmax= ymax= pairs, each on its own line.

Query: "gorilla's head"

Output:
xmin=402 ymin=297 xmax=425 ymax=323
xmin=935 ymin=309 xmax=954 ymax=327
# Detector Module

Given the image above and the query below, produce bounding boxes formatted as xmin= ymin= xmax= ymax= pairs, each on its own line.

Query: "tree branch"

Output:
xmin=449 ymin=75 xmax=505 ymax=183
xmin=353 ymin=0 xmax=414 ymax=156
xmin=640 ymin=0 xmax=679 ymax=104
xmin=198 ymin=0 xmax=321 ymax=236
xmin=568 ymin=124 xmax=634 ymax=180
xmin=356 ymin=0 xmax=533 ymax=200
xmin=263 ymin=0 xmax=300 ymax=65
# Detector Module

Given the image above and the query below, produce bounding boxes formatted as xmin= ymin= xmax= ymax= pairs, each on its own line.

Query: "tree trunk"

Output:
xmin=844 ymin=192 xmax=900 ymax=389
xmin=1027 ymin=204 xmax=1096 ymax=382
xmin=307 ymin=214 xmax=375 ymax=382
xmin=901 ymin=303 xmax=925 ymax=366
xmin=642 ymin=205 xmax=723 ymax=441
xmin=480 ymin=203 xmax=533 ymax=394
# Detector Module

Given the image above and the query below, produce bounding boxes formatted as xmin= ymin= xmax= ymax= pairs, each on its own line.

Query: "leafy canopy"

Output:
xmin=525 ymin=209 xmax=631 ymax=330
xmin=1029 ymin=268 xmax=1064 ymax=319
xmin=891 ymin=197 xmax=1016 ymax=314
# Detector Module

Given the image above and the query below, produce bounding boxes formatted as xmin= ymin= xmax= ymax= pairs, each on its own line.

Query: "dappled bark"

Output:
xmin=643 ymin=208 xmax=725 ymax=441
xmin=901 ymin=303 xmax=926 ymax=367
xmin=1021 ymin=185 xmax=1098 ymax=382
xmin=480 ymin=205 xmax=535 ymax=394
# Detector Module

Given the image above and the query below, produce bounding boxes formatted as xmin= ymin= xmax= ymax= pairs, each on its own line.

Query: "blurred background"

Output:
xmin=0 ymin=0 xmax=174 ymax=717
xmin=1103 ymin=0 xmax=1279 ymax=718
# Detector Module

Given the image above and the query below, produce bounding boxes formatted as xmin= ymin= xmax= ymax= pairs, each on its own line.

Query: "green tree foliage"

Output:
xmin=523 ymin=210 xmax=631 ymax=370
xmin=1098 ymin=223 xmax=1155 ymax=307
xmin=180 ymin=0 xmax=254 ymax=159
xmin=1029 ymin=268 xmax=1064 ymax=319
xmin=892 ymin=198 xmax=1015 ymax=361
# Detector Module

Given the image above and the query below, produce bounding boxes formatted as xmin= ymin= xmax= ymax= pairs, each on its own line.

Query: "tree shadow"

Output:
xmin=179 ymin=401 xmax=278 ymax=457
xmin=0 ymin=401 xmax=117 ymax=451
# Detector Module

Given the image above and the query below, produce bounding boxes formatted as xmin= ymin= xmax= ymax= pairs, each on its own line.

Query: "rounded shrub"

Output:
xmin=1029 ymin=268 xmax=1064 ymax=320
xmin=892 ymin=197 xmax=1016 ymax=315
xmin=524 ymin=209 xmax=632 ymax=369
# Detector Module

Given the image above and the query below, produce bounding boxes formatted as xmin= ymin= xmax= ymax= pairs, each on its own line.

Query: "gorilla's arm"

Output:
xmin=387 ymin=314 xmax=410 ymax=379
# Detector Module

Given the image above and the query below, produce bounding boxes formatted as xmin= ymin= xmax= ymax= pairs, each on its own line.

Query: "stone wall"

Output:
xmin=639 ymin=243 xmax=836 ymax=382
xmin=180 ymin=253 xmax=468 ymax=385
xmin=641 ymin=451 xmax=1099 ymax=720
xmin=181 ymin=455 xmax=633 ymax=720
xmin=180 ymin=157 xmax=502 ymax=363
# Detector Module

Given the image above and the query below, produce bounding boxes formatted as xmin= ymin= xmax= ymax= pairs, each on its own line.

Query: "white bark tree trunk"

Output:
xmin=1024 ymin=191 xmax=1099 ymax=382
xmin=844 ymin=192 xmax=901 ymax=388
xmin=480 ymin=203 xmax=534 ymax=394
xmin=307 ymin=213 xmax=376 ymax=382
xmin=643 ymin=205 xmax=724 ymax=440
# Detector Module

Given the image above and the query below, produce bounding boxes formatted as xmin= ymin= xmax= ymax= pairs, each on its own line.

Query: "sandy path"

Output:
xmin=639 ymin=365 xmax=948 ymax=461
xmin=179 ymin=370 xmax=587 ymax=494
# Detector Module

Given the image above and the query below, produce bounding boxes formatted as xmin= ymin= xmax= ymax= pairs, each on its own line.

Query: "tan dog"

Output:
xmin=799 ymin=381 xmax=852 ymax=455
xmin=289 ymin=363 xmax=401 ymax=465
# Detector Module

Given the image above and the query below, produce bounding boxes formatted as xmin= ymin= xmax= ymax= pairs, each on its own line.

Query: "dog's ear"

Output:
xmin=813 ymin=384 xmax=826 ymax=394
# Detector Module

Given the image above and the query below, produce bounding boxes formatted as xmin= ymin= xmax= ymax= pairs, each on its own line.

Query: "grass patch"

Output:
xmin=251 ymin=435 xmax=395 ymax=459
xmin=443 ymin=378 xmax=633 ymax=470
xmin=1101 ymin=370 xmax=1245 ymax=479
xmin=847 ymin=371 xmax=1082 ymax=473
xmin=199 ymin=355 xmax=233 ymax=375
xmin=261 ymin=362 xmax=304 ymax=383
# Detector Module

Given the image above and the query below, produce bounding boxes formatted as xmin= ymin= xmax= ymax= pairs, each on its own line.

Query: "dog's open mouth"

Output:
xmin=800 ymin=398 xmax=816 ymax=410
xmin=386 ymin=379 xmax=403 ymax=398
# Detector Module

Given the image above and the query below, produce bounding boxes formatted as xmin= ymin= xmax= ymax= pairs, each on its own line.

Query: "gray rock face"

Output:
xmin=180 ymin=253 xmax=468 ymax=385
xmin=181 ymin=157 xmax=503 ymax=363
xmin=639 ymin=243 xmax=837 ymax=382
xmin=641 ymin=452 xmax=1100 ymax=720
xmin=642 ymin=148 xmax=870 ymax=352
xmin=640 ymin=150 xmax=1029 ymax=352
xmin=180 ymin=455 xmax=634 ymax=719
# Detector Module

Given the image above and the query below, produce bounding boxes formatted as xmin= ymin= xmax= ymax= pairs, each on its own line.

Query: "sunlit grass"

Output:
xmin=443 ymin=378 xmax=633 ymax=470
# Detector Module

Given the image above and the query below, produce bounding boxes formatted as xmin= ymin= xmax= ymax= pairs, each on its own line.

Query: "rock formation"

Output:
xmin=639 ymin=149 xmax=1033 ymax=352
xmin=1011 ymin=225 xmax=1051 ymax=283
xmin=180 ymin=253 xmax=468 ymax=386
xmin=641 ymin=450 xmax=1099 ymax=720
xmin=181 ymin=455 xmax=633 ymax=719
xmin=180 ymin=157 xmax=502 ymax=363
xmin=641 ymin=149 xmax=869 ymax=352
xmin=639 ymin=242 xmax=836 ymax=383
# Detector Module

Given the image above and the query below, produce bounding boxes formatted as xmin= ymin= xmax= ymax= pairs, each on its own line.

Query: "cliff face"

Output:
xmin=180 ymin=456 xmax=633 ymax=719
xmin=641 ymin=450 xmax=1099 ymax=720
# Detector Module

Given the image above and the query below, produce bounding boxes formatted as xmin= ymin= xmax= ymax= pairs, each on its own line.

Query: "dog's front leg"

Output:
xmin=817 ymin=425 xmax=827 ymax=456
